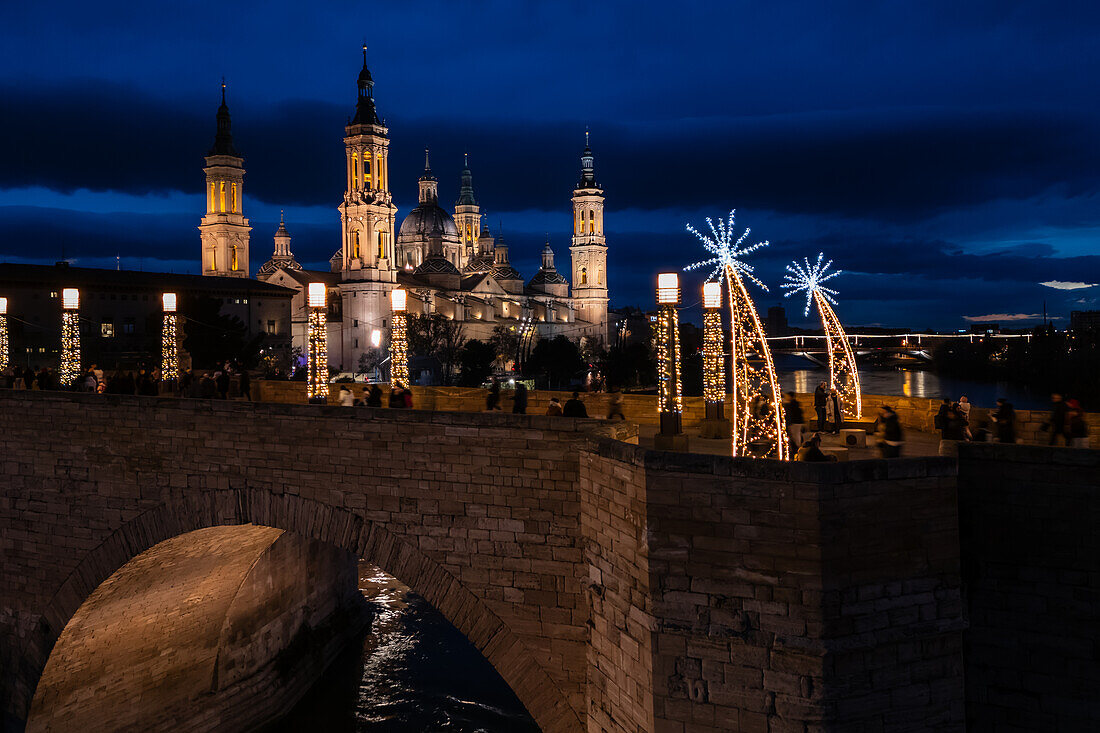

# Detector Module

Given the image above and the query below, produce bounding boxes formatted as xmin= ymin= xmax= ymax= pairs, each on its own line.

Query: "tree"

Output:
xmin=457 ymin=339 xmax=496 ymax=387
xmin=489 ymin=324 xmax=520 ymax=370
xmin=408 ymin=313 xmax=466 ymax=385
xmin=357 ymin=347 xmax=387 ymax=380
xmin=525 ymin=335 xmax=585 ymax=390
xmin=179 ymin=295 xmax=252 ymax=369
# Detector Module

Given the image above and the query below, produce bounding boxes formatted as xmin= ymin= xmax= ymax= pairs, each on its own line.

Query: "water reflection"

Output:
xmin=775 ymin=362 xmax=1044 ymax=410
xmin=273 ymin=564 xmax=539 ymax=733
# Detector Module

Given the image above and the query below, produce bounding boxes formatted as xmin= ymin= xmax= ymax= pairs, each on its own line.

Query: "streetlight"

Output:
xmin=702 ymin=281 xmax=725 ymax=419
xmin=307 ymin=283 xmax=328 ymax=403
xmin=60 ymin=288 xmax=81 ymax=387
xmin=161 ymin=293 xmax=179 ymax=384
xmin=390 ymin=288 xmax=408 ymax=388
xmin=655 ymin=273 xmax=686 ymax=449
xmin=0 ymin=297 xmax=7 ymax=372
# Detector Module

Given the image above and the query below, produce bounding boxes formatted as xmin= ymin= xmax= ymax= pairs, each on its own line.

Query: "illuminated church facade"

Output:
xmin=203 ymin=50 xmax=610 ymax=371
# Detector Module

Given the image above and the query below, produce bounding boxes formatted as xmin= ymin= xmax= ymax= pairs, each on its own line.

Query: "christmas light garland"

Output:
xmin=686 ymin=212 xmax=788 ymax=460
xmin=161 ymin=294 xmax=178 ymax=382
xmin=60 ymin=289 xmax=81 ymax=387
xmin=656 ymin=303 xmax=682 ymax=416
xmin=782 ymin=253 xmax=862 ymax=418
xmin=307 ymin=283 xmax=328 ymax=402
xmin=702 ymin=307 xmax=724 ymax=406
xmin=390 ymin=311 xmax=408 ymax=388
xmin=0 ymin=297 xmax=7 ymax=372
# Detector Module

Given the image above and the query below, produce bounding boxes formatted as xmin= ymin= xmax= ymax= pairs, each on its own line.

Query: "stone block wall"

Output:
xmin=957 ymin=443 xmax=1100 ymax=731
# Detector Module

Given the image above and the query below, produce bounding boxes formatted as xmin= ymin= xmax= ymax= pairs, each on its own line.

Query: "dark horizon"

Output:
xmin=2 ymin=1 xmax=1098 ymax=328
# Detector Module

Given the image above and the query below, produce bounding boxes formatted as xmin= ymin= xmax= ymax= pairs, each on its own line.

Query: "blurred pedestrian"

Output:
xmin=813 ymin=381 xmax=827 ymax=431
xmin=1044 ymin=392 xmax=1069 ymax=446
xmin=992 ymin=398 xmax=1016 ymax=444
xmin=1067 ymin=399 xmax=1089 ymax=448
xmin=563 ymin=391 xmax=588 ymax=417
xmin=876 ymin=405 xmax=904 ymax=458
xmin=512 ymin=382 xmax=528 ymax=414
xmin=546 ymin=397 xmax=563 ymax=416
xmin=784 ymin=392 xmax=805 ymax=453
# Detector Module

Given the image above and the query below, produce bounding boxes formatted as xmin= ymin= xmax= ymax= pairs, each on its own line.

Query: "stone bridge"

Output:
xmin=1 ymin=390 xmax=1095 ymax=731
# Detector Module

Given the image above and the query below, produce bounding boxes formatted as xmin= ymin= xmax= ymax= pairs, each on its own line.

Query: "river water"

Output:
xmin=773 ymin=359 xmax=1048 ymax=410
xmin=273 ymin=564 xmax=539 ymax=732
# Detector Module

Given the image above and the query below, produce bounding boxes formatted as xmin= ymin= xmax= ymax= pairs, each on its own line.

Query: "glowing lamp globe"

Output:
xmin=702 ymin=281 xmax=722 ymax=309
xmin=657 ymin=273 xmax=680 ymax=305
xmin=371 ymin=329 xmax=382 ymax=348
xmin=390 ymin=288 xmax=407 ymax=312
xmin=62 ymin=288 xmax=79 ymax=310
xmin=307 ymin=283 xmax=326 ymax=308
xmin=0 ymin=297 xmax=6 ymax=315
xmin=162 ymin=292 xmax=177 ymax=312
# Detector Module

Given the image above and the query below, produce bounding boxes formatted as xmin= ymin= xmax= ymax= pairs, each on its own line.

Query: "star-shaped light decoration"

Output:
xmin=781 ymin=252 xmax=841 ymax=316
xmin=684 ymin=210 xmax=770 ymax=291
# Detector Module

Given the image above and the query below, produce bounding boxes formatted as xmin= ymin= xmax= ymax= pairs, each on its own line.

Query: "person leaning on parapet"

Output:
xmin=992 ymin=398 xmax=1016 ymax=443
xmin=875 ymin=405 xmax=904 ymax=458
xmin=606 ymin=388 xmax=625 ymax=421
xmin=389 ymin=385 xmax=405 ymax=408
xmin=795 ymin=433 xmax=832 ymax=462
xmin=1043 ymin=392 xmax=1070 ymax=446
xmin=512 ymin=382 xmax=528 ymax=414
xmin=813 ymin=381 xmax=827 ymax=431
xmin=563 ymin=391 xmax=588 ymax=418
xmin=956 ymin=395 xmax=972 ymax=440
xmin=1066 ymin=399 xmax=1089 ymax=448
xmin=366 ymin=384 xmax=383 ymax=407
xmin=546 ymin=397 xmax=563 ymax=416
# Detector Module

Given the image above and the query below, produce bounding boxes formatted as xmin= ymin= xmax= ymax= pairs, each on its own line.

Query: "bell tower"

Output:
xmin=199 ymin=81 xmax=250 ymax=277
xmin=337 ymin=45 xmax=397 ymax=280
xmin=453 ymin=154 xmax=480 ymax=268
xmin=569 ymin=132 xmax=608 ymax=341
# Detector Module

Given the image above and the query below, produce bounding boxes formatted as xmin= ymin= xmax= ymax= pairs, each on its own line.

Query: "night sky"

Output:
xmin=2 ymin=1 xmax=1098 ymax=328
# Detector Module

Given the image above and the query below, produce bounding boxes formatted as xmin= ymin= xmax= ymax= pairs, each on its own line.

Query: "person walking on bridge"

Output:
xmin=512 ymin=382 xmax=528 ymax=414
xmin=784 ymin=392 xmax=805 ymax=452
xmin=876 ymin=405 xmax=904 ymax=458
xmin=992 ymin=398 xmax=1017 ymax=444
xmin=1045 ymin=393 xmax=1070 ymax=445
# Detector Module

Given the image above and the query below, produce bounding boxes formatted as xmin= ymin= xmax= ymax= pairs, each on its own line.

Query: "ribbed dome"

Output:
xmin=491 ymin=263 xmax=523 ymax=282
xmin=398 ymin=203 xmax=460 ymax=240
xmin=414 ymin=256 xmax=461 ymax=276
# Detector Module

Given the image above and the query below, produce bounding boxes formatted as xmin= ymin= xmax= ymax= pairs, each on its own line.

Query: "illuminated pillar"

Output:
xmin=60 ymin=288 xmax=81 ymax=387
xmin=702 ymin=281 xmax=724 ymax=420
xmin=307 ymin=283 xmax=328 ymax=403
xmin=0 ymin=297 xmax=7 ymax=372
xmin=390 ymin=288 xmax=408 ymax=388
xmin=655 ymin=273 xmax=685 ymax=448
xmin=161 ymin=293 xmax=179 ymax=383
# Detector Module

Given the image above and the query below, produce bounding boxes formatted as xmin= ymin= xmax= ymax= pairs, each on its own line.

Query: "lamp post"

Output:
xmin=0 ymin=297 xmax=7 ymax=372
xmin=161 ymin=293 xmax=179 ymax=384
xmin=307 ymin=283 xmax=328 ymax=403
xmin=390 ymin=288 xmax=408 ymax=388
xmin=60 ymin=288 xmax=81 ymax=387
xmin=699 ymin=281 xmax=732 ymax=439
xmin=655 ymin=273 xmax=687 ymax=450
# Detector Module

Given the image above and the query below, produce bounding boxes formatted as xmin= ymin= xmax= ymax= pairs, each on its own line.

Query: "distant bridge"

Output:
xmin=766 ymin=332 xmax=1032 ymax=364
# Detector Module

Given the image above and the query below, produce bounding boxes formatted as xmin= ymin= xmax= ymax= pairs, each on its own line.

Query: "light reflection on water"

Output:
xmin=273 ymin=564 xmax=539 ymax=733
xmin=776 ymin=362 xmax=1046 ymax=410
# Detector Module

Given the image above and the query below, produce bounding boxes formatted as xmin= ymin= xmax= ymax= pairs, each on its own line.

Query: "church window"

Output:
xmin=211 ymin=249 xmax=217 ymax=271
xmin=230 ymin=183 xmax=238 ymax=213
xmin=351 ymin=230 xmax=360 ymax=259
xmin=352 ymin=156 xmax=359 ymax=188
xmin=219 ymin=182 xmax=226 ymax=213
xmin=377 ymin=231 xmax=386 ymax=259
xmin=207 ymin=183 xmax=214 ymax=213
xmin=231 ymin=245 xmax=239 ymax=271
xmin=589 ymin=210 xmax=595 ymax=233
xmin=597 ymin=267 xmax=603 ymax=285
xmin=363 ymin=151 xmax=372 ymax=188
xmin=580 ymin=267 xmax=588 ymax=285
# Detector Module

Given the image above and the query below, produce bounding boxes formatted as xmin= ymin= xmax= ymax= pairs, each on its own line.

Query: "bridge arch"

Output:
xmin=17 ymin=489 xmax=579 ymax=733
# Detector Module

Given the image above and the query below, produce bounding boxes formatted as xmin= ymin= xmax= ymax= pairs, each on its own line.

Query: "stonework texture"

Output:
xmin=0 ymin=390 xmax=1092 ymax=732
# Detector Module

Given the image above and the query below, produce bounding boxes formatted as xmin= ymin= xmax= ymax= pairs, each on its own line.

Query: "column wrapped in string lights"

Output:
xmin=655 ymin=273 xmax=683 ymax=436
xmin=60 ymin=288 xmax=81 ymax=386
xmin=306 ymin=283 xmax=328 ymax=402
xmin=702 ymin=281 xmax=725 ymax=420
xmin=161 ymin=293 xmax=179 ymax=382
xmin=390 ymin=288 xmax=409 ymax=388
xmin=0 ymin=297 xmax=7 ymax=372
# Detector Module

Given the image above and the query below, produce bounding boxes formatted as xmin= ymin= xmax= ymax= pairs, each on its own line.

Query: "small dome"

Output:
xmin=491 ymin=263 xmax=523 ymax=282
xmin=414 ymin=256 xmax=461 ymax=276
xmin=528 ymin=269 xmax=568 ymax=287
xmin=398 ymin=203 xmax=460 ymax=240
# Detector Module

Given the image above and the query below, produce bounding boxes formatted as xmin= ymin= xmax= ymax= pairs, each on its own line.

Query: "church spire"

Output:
xmin=418 ymin=147 xmax=438 ymax=204
xmin=351 ymin=44 xmax=381 ymax=126
xmin=578 ymin=131 xmax=596 ymax=189
xmin=456 ymin=153 xmax=477 ymax=206
xmin=208 ymin=79 xmax=238 ymax=157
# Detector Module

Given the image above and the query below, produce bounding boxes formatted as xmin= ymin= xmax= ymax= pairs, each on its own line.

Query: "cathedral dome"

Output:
xmin=398 ymin=203 xmax=460 ymax=240
xmin=414 ymin=256 xmax=461 ymax=276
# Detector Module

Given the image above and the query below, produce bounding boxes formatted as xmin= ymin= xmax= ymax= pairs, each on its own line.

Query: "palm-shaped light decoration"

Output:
xmin=782 ymin=253 xmax=862 ymax=418
xmin=685 ymin=210 xmax=788 ymax=460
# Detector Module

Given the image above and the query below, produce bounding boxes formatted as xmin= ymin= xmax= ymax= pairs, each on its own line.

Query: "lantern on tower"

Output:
xmin=60 ymin=288 xmax=81 ymax=387
xmin=390 ymin=288 xmax=408 ymax=389
xmin=307 ymin=283 xmax=328 ymax=402
xmin=161 ymin=293 xmax=179 ymax=383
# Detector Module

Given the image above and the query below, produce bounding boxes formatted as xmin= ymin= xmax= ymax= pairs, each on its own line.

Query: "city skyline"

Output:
xmin=2 ymin=1 xmax=1099 ymax=327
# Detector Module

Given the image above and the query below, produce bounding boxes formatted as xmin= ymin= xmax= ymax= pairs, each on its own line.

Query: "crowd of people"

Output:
xmin=0 ymin=360 xmax=253 ymax=400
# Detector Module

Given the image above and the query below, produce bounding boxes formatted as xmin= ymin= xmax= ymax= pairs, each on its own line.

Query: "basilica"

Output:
xmin=199 ymin=49 xmax=610 ymax=371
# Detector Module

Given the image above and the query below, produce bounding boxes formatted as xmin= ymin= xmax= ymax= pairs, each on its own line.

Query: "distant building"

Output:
xmin=968 ymin=323 xmax=1000 ymax=335
xmin=766 ymin=305 xmax=789 ymax=337
xmin=0 ymin=262 xmax=292 ymax=370
xmin=1070 ymin=310 xmax=1100 ymax=332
